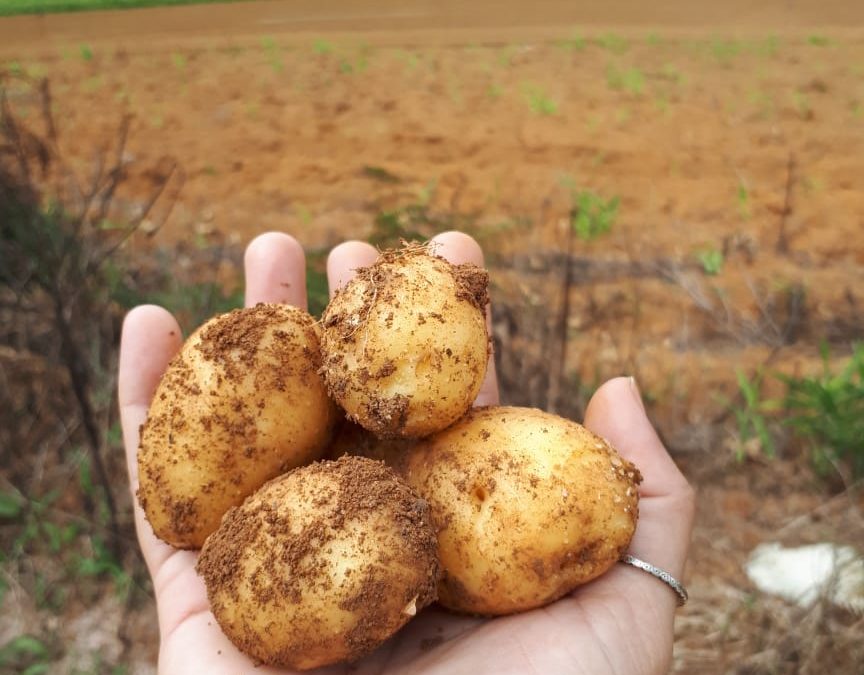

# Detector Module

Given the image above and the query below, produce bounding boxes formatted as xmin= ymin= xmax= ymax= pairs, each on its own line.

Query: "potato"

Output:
xmin=196 ymin=456 xmax=441 ymax=670
xmin=320 ymin=244 xmax=489 ymax=439
xmin=137 ymin=303 xmax=337 ymax=549
xmin=400 ymin=406 xmax=641 ymax=615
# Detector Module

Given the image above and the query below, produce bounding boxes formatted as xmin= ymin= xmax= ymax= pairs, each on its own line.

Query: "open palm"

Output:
xmin=119 ymin=231 xmax=695 ymax=675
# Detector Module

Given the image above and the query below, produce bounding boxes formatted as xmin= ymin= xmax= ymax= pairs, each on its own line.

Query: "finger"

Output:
xmin=584 ymin=376 xmax=695 ymax=580
xmin=584 ymin=377 xmax=689 ymax=499
xmin=244 ymin=232 xmax=307 ymax=309
xmin=118 ymin=305 xmax=185 ymax=576
xmin=326 ymin=240 xmax=378 ymax=296
xmin=429 ymin=231 xmax=500 ymax=406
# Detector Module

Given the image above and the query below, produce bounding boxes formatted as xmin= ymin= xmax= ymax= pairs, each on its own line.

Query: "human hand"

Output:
xmin=119 ymin=231 xmax=695 ymax=674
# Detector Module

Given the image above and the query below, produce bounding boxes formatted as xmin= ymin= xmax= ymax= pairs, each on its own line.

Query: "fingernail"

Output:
xmin=628 ymin=376 xmax=646 ymax=413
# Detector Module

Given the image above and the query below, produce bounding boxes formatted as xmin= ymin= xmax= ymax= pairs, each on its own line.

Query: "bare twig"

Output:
xmin=547 ymin=219 xmax=574 ymax=414
xmin=776 ymin=152 xmax=796 ymax=255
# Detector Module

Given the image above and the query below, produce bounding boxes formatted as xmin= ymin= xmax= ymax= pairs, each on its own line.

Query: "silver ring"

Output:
xmin=619 ymin=554 xmax=688 ymax=607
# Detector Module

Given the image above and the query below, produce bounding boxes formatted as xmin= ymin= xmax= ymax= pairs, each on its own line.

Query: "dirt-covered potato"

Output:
xmin=196 ymin=456 xmax=441 ymax=670
xmin=137 ymin=304 xmax=337 ymax=549
xmin=320 ymin=244 xmax=489 ymax=439
xmin=401 ymin=406 xmax=642 ymax=615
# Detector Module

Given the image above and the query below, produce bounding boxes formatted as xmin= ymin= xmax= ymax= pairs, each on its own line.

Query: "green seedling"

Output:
xmin=697 ymin=248 xmax=724 ymax=275
xmin=0 ymin=635 xmax=50 ymax=673
xmin=660 ymin=63 xmax=685 ymax=84
xmin=82 ymin=75 xmax=103 ymax=92
xmin=339 ymin=52 xmax=369 ymax=74
xmin=710 ymin=39 xmax=741 ymax=64
xmin=396 ymin=49 xmax=420 ymax=71
xmin=313 ymin=39 xmax=334 ymax=55
xmin=523 ymin=85 xmax=558 ymax=115
xmin=781 ymin=343 xmax=864 ymax=478
xmin=113 ymin=86 xmax=130 ymax=103
xmin=753 ymin=35 xmax=780 ymax=57
xmin=557 ymin=31 xmax=586 ymax=51
xmin=748 ymin=88 xmax=774 ymax=117
xmin=732 ymin=369 xmax=777 ymax=459
xmin=79 ymin=43 xmax=93 ymax=61
xmin=807 ymin=35 xmax=834 ymax=47
xmin=737 ymin=181 xmax=751 ymax=219
xmin=497 ymin=45 xmax=518 ymax=66
xmin=171 ymin=52 xmax=187 ymax=71
xmin=5 ymin=60 xmax=24 ymax=75
xmin=597 ymin=33 xmax=628 ymax=54
xmin=792 ymin=90 xmax=812 ymax=118
xmin=416 ymin=180 xmax=436 ymax=206
xmin=261 ymin=37 xmax=284 ymax=73
xmin=615 ymin=106 xmax=632 ymax=124
xmin=0 ymin=490 xmax=23 ymax=519
xmin=569 ymin=190 xmax=620 ymax=240
xmin=75 ymin=535 xmax=130 ymax=596
xmin=607 ymin=66 xmax=644 ymax=94
xmin=296 ymin=204 xmax=313 ymax=225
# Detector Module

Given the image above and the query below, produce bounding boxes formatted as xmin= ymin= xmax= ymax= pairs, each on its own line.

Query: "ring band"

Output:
xmin=619 ymin=554 xmax=689 ymax=607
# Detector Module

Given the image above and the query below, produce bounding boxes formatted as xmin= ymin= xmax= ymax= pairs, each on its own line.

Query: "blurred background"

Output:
xmin=1 ymin=1 xmax=863 ymax=672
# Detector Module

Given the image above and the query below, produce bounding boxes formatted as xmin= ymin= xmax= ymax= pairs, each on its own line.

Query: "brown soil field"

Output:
xmin=1 ymin=1 xmax=863 ymax=673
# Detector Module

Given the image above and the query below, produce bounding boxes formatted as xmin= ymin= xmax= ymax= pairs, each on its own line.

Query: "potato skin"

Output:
xmin=401 ymin=406 xmax=641 ymax=615
xmin=196 ymin=456 xmax=441 ymax=670
xmin=320 ymin=246 xmax=489 ymax=439
xmin=137 ymin=304 xmax=337 ymax=549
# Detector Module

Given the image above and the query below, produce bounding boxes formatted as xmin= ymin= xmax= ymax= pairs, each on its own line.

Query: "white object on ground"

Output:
xmin=744 ymin=542 xmax=864 ymax=613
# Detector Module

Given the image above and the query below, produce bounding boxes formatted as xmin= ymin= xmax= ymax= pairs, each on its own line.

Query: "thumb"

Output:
xmin=584 ymin=377 xmax=695 ymax=579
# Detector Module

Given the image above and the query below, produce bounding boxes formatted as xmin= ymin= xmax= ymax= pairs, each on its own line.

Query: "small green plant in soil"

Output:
xmin=659 ymin=63 xmax=685 ymax=84
xmin=569 ymin=190 xmax=620 ymax=240
xmin=807 ymin=35 xmax=834 ymax=47
xmin=753 ymin=35 xmax=780 ymax=58
xmin=0 ymin=635 xmax=51 ymax=674
xmin=697 ymin=248 xmax=724 ymax=276
xmin=736 ymin=181 xmax=751 ymax=219
xmin=792 ymin=90 xmax=812 ymax=119
xmin=781 ymin=343 xmax=864 ymax=479
xmin=556 ymin=32 xmax=586 ymax=51
xmin=487 ymin=83 xmax=503 ymax=99
xmin=596 ymin=33 xmax=628 ymax=54
xmin=171 ymin=52 xmax=187 ymax=71
xmin=313 ymin=39 xmax=335 ymax=56
xmin=607 ymin=66 xmax=645 ymax=95
xmin=523 ymin=85 xmax=558 ymax=115
xmin=733 ymin=369 xmax=777 ymax=459
xmin=710 ymin=39 xmax=742 ymax=64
